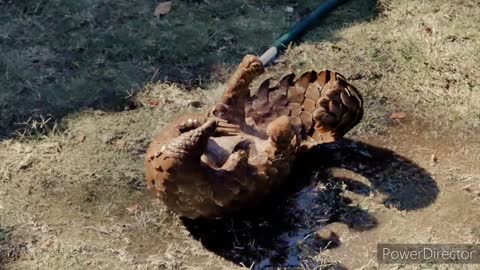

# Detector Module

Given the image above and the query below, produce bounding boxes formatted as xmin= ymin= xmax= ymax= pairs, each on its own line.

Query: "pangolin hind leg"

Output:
xmin=265 ymin=115 xmax=298 ymax=178
xmin=208 ymin=146 xmax=251 ymax=210
xmin=266 ymin=115 xmax=297 ymax=150
xmin=209 ymin=55 xmax=264 ymax=125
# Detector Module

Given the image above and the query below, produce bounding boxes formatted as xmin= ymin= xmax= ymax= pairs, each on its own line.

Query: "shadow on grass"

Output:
xmin=0 ymin=0 xmax=379 ymax=138
xmin=183 ymin=139 xmax=438 ymax=269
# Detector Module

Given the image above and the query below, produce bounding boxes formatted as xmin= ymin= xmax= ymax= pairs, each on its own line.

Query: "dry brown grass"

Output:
xmin=1 ymin=0 xmax=479 ymax=269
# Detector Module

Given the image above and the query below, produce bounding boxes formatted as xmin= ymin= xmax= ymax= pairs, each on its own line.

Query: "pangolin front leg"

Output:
xmin=146 ymin=119 xmax=228 ymax=192
xmin=209 ymin=55 xmax=264 ymax=125
xmin=177 ymin=116 xmax=240 ymax=136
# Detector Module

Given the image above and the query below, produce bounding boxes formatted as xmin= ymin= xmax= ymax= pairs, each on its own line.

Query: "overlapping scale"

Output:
xmin=247 ymin=69 xmax=363 ymax=143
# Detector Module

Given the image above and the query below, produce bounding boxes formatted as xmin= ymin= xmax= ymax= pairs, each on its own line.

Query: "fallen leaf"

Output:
xmin=147 ymin=100 xmax=160 ymax=107
xmin=389 ymin=111 xmax=407 ymax=119
xmin=154 ymin=1 xmax=172 ymax=16
xmin=424 ymin=26 xmax=433 ymax=35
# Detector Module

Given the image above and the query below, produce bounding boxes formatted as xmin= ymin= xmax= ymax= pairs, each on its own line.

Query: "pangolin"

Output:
xmin=144 ymin=55 xmax=363 ymax=219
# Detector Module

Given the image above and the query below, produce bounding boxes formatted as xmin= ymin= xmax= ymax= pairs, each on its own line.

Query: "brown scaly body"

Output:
xmin=145 ymin=55 xmax=363 ymax=219
xmin=246 ymin=69 xmax=363 ymax=148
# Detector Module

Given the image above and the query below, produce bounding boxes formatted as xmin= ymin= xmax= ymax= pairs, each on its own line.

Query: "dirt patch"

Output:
xmin=315 ymin=123 xmax=480 ymax=269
